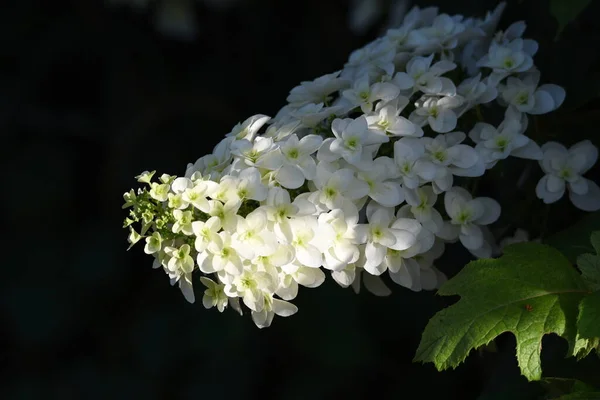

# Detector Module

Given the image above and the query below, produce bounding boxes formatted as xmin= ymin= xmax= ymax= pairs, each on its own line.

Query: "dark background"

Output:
xmin=2 ymin=0 xmax=600 ymax=399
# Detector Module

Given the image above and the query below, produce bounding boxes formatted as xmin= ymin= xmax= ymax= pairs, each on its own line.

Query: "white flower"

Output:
xmin=207 ymin=199 xmax=240 ymax=232
xmin=312 ymin=162 xmax=370 ymax=210
xmin=181 ymin=180 xmax=215 ymax=212
xmin=200 ymin=277 xmax=228 ymax=312
xmin=251 ymin=294 xmax=298 ymax=329
xmin=355 ymin=157 xmax=405 ymax=207
xmin=165 ymin=244 xmax=195 ymax=275
xmin=226 ymin=114 xmax=271 ymax=141
xmin=287 ymin=70 xmax=350 ymax=107
xmin=232 ymin=167 xmax=268 ymax=202
xmin=144 ymin=232 xmax=163 ymax=255
xmin=469 ymin=117 xmax=542 ymax=168
xmin=197 ymin=231 xmax=243 ymax=276
xmin=421 ymin=132 xmax=484 ymax=193
xmin=385 ymin=218 xmax=436 ymax=290
xmin=398 ymin=185 xmax=443 ymax=233
xmin=354 ymin=203 xmax=417 ymax=275
xmin=277 ymin=263 xmax=325 ymax=300
xmin=186 ymin=137 xmax=233 ymax=180
xmin=499 ymin=72 xmax=565 ymax=115
xmin=342 ymin=74 xmax=400 ymax=113
xmin=260 ymin=134 xmax=322 ymax=188
xmin=493 ymin=20 xmax=527 ymax=44
xmin=288 ymin=216 xmax=323 ymax=268
xmin=172 ymin=209 xmax=194 ymax=235
xmin=365 ymin=97 xmax=423 ymax=137
xmin=171 ymin=177 xmax=193 ymax=194
xmin=263 ymin=119 xmax=302 ymax=141
xmin=343 ymin=37 xmax=396 ymax=81
xmin=536 ymin=141 xmax=600 ymax=211
xmin=318 ymin=116 xmax=388 ymax=166
xmin=163 ymin=244 xmax=196 ymax=303
xmin=406 ymin=14 xmax=468 ymax=55
xmin=408 ymin=238 xmax=447 ymax=291
xmin=167 ymin=191 xmax=188 ymax=210
xmin=171 ymin=271 xmax=195 ymax=304
xmin=350 ymin=266 xmax=392 ymax=296
xmin=410 ymin=95 xmax=464 ymax=133
xmin=477 ymin=38 xmax=535 ymax=83
xmin=125 ymin=2 xmax=590 ymax=328
xmin=191 ymin=216 xmax=221 ymax=252
xmin=442 ymin=187 xmax=501 ymax=253
xmin=225 ymin=266 xmax=277 ymax=313
xmin=456 ymin=73 xmax=498 ymax=112
xmin=211 ymin=177 xmax=238 ymax=205
xmin=393 ymin=137 xmax=436 ymax=189
xmin=393 ymin=54 xmax=457 ymax=95
xmin=289 ymin=102 xmax=340 ymax=128
xmin=263 ymin=186 xmax=316 ymax=241
xmin=232 ymin=209 xmax=277 ymax=260
xmin=149 ymin=182 xmax=170 ymax=202
xmin=331 ymin=256 xmax=360 ymax=288
xmin=230 ymin=137 xmax=276 ymax=169
xmin=317 ymin=208 xmax=362 ymax=271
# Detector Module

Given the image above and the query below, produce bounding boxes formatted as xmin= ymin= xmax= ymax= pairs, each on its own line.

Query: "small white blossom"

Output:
xmin=398 ymin=185 xmax=444 ymax=234
xmin=393 ymin=137 xmax=436 ymax=189
xmin=410 ymin=95 xmax=464 ymax=133
xmin=499 ymin=71 xmax=565 ymax=115
xmin=200 ymin=277 xmax=228 ymax=312
xmin=442 ymin=187 xmax=501 ymax=255
xmin=319 ymin=116 xmax=388 ymax=166
xmin=197 ymin=231 xmax=243 ymax=276
xmin=469 ymin=117 xmax=542 ymax=168
xmin=536 ymin=141 xmax=600 ymax=211
xmin=393 ymin=54 xmax=457 ymax=95
xmin=317 ymin=208 xmax=362 ymax=271
xmin=365 ymin=97 xmax=423 ymax=137
xmin=421 ymin=132 xmax=484 ymax=193
xmin=226 ymin=114 xmax=271 ymax=141
xmin=477 ymin=38 xmax=535 ymax=84
xmin=354 ymin=203 xmax=417 ymax=275
xmin=287 ymin=70 xmax=350 ymax=107
xmin=342 ymin=74 xmax=400 ymax=113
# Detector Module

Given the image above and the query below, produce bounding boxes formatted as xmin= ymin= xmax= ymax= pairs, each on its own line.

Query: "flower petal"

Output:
xmin=362 ymin=272 xmax=391 ymax=296
xmin=570 ymin=179 xmax=600 ymax=211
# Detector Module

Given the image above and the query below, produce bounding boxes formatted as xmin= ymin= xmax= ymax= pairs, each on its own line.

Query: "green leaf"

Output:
xmin=542 ymin=377 xmax=599 ymax=398
xmin=553 ymin=393 xmax=600 ymax=400
xmin=578 ymin=254 xmax=600 ymax=291
xmin=573 ymin=335 xmax=600 ymax=360
xmin=578 ymin=291 xmax=600 ymax=339
xmin=550 ymin=0 xmax=592 ymax=40
xmin=577 ymin=231 xmax=600 ymax=291
xmin=414 ymin=243 xmax=590 ymax=381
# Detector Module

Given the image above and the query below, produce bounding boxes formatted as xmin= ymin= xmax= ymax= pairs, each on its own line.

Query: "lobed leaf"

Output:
xmin=578 ymin=291 xmax=600 ymax=339
xmin=415 ymin=243 xmax=590 ymax=381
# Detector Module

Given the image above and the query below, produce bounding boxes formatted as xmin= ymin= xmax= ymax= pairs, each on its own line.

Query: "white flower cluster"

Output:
xmin=123 ymin=3 xmax=599 ymax=328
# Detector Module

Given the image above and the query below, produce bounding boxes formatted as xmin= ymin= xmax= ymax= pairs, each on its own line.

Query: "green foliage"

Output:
xmin=415 ymin=241 xmax=600 ymax=381
xmin=577 ymin=233 xmax=600 ymax=341
xmin=550 ymin=0 xmax=592 ymax=39
xmin=553 ymin=393 xmax=600 ymax=400
xmin=578 ymin=291 xmax=600 ymax=340
xmin=539 ymin=377 xmax=600 ymax=400
xmin=577 ymin=232 xmax=600 ymax=291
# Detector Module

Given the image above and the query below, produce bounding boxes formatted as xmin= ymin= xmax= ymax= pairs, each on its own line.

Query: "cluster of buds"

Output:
xmin=123 ymin=3 xmax=599 ymax=328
